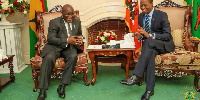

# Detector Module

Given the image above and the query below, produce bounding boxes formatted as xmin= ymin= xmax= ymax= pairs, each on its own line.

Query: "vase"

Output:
xmin=0 ymin=13 xmax=9 ymax=23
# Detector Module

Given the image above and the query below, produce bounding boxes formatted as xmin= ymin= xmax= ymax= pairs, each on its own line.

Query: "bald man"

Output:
xmin=37 ymin=4 xmax=83 ymax=100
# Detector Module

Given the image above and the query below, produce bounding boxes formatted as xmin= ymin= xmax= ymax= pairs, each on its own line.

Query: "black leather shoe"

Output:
xmin=37 ymin=89 xmax=47 ymax=100
xmin=141 ymin=90 xmax=154 ymax=100
xmin=120 ymin=75 xmax=140 ymax=86
xmin=57 ymin=84 xmax=66 ymax=98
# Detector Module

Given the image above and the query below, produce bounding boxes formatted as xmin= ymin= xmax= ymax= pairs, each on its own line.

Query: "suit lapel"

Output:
xmin=139 ymin=13 xmax=144 ymax=28
xmin=151 ymin=10 xmax=157 ymax=31
xmin=72 ymin=19 xmax=75 ymax=36
xmin=60 ymin=17 xmax=68 ymax=38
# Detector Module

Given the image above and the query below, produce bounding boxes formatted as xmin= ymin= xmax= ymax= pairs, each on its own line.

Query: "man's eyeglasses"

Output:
xmin=64 ymin=13 xmax=75 ymax=17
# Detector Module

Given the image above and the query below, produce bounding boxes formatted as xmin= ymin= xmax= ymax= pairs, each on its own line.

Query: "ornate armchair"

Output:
xmin=139 ymin=0 xmax=200 ymax=92
xmin=30 ymin=5 xmax=90 ymax=92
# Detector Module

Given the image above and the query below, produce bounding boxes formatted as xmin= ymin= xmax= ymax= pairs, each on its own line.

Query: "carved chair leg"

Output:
xmin=194 ymin=71 xmax=200 ymax=92
xmin=83 ymin=68 xmax=90 ymax=86
xmin=32 ymin=71 xmax=39 ymax=92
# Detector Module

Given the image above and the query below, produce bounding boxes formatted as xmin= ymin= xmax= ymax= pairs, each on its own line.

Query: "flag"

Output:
xmin=184 ymin=0 xmax=200 ymax=40
xmin=29 ymin=0 xmax=48 ymax=58
xmin=125 ymin=0 xmax=141 ymax=60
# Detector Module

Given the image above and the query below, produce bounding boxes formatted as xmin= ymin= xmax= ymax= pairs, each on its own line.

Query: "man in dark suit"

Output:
xmin=120 ymin=0 xmax=175 ymax=99
xmin=37 ymin=4 xmax=83 ymax=100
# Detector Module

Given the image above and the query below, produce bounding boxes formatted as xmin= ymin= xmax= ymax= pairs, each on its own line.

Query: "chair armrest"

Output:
xmin=190 ymin=37 xmax=200 ymax=43
xmin=184 ymin=37 xmax=200 ymax=52
xmin=190 ymin=37 xmax=200 ymax=52
xmin=80 ymin=37 xmax=86 ymax=51
xmin=34 ymin=42 xmax=41 ymax=56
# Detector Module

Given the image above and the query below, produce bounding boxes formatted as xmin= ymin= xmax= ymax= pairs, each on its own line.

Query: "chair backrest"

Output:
xmin=156 ymin=7 xmax=186 ymax=30
xmin=36 ymin=5 xmax=80 ymax=55
xmin=155 ymin=0 xmax=192 ymax=48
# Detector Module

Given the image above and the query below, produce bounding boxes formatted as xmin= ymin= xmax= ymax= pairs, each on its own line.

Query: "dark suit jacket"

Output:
xmin=40 ymin=16 xmax=83 ymax=57
xmin=138 ymin=9 xmax=175 ymax=52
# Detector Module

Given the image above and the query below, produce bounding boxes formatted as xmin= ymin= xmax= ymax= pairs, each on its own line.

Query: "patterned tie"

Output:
xmin=67 ymin=23 xmax=73 ymax=49
xmin=145 ymin=14 xmax=150 ymax=34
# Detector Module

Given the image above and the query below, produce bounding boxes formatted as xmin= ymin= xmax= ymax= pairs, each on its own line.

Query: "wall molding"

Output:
xmin=80 ymin=2 xmax=126 ymax=28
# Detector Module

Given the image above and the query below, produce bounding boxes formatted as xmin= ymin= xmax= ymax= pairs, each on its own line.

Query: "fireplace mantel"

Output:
xmin=79 ymin=2 xmax=126 ymax=49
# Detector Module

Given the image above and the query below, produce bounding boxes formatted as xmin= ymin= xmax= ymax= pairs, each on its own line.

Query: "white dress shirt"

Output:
xmin=63 ymin=19 xmax=72 ymax=47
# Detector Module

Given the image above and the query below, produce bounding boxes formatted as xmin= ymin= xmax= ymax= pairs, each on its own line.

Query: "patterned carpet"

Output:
xmin=0 ymin=64 xmax=199 ymax=100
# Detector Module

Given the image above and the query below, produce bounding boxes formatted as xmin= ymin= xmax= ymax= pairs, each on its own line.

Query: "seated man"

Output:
xmin=37 ymin=4 xmax=83 ymax=100
xmin=120 ymin=0 xmax=175 ymax=100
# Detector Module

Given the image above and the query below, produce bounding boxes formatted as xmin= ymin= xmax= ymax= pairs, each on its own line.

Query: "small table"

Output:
xmin=87 ymin=48 xmax=134 ymax=85
xmin=0 ymin=55 xmax=15 ymax=93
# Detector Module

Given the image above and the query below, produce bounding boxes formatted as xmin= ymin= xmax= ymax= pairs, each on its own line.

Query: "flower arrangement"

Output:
xmin=0 ymin=0 xmax=29 ymax=15
xmin=97 ymin=30 xmax=117 ymax=43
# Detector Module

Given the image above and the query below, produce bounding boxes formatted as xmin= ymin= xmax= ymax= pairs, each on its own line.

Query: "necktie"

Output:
xmin=145 ymin=15 xmax=150 ymax=34
xmin=67 ymin=23 xmax=73 ymax=49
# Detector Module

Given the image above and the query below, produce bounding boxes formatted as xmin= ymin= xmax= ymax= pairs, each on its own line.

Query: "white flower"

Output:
xmin=23 ymin=11 xmax=27 ymax=14
xmin=17 ymin=0 xmax=23 ymax=3
xmin=104 ymin=32 xmax=107 ymax=37
xmin=100 ymin=37 xmax=105 ymax=41
xmin=104 ymin=32 xmax=110 ymax=37
xmin=9 ymin=4 xmax=13 ymax=7
xmin=2 ymin=1 xmax=9 ymax=10
xmin=2 ymin=0 xmax=8 ymax=2
xmin=112 ymin=32 xmax=115 ymax=35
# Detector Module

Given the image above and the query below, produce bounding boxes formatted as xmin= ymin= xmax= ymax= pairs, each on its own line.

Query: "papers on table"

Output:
xmin=120 ymin=33 xmax=135 ymax=49
xmin=87 ymin=45 xmax=102 ymax=49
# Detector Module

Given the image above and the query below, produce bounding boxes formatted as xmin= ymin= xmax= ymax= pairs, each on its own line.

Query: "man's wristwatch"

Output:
xmin=149 ymin=34 xmax=154 ymax=39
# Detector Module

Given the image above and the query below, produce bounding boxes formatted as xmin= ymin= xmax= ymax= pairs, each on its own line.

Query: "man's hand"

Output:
xmin=76 ymin=36 xmax=83 ymax=45
xmin=132 ymin=32 xmax=142 ymax=39
xmin=67 ymin=36 xmax=83 ymax=46
xmin=138 ymin=27 xmax=150 ymax=38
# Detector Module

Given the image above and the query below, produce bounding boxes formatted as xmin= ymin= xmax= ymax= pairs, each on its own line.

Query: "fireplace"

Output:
xmin=87 ymin=19 xmax=129 ymax=45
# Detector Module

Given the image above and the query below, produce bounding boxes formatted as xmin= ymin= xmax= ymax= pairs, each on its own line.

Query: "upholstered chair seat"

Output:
xmin=156 ymin=47 xmax=200 ymax=71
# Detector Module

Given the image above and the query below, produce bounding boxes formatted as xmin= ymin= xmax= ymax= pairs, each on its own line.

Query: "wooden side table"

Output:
xmin=87 ymin=48 xmax=134 ymax=85
xmin=0 ymin=55 xmax=15 ymax=93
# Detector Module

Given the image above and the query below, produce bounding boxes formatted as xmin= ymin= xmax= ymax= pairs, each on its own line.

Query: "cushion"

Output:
xmin=171 ymin=29 xmax=184 ymax=47
xmin=155 ymin=47 xmax=200 ymax=70
xmin=30 ymin=53 xmax=88 ymax=69
xmin=156 ymin=7 xmax=186 ymax=30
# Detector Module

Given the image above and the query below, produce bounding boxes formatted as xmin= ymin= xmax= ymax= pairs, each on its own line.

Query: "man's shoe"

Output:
xmin=141 ymin=90 xmax=154 ymax=100
xmin=37 ymin=89 xmax=47 ymax=100
xmin=57 ymin=84 xmax=66 ymax=98
xmin=120 ymin=75 xmax=140 ymax=86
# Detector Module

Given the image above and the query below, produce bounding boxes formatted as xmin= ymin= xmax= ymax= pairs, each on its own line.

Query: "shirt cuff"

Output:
xmin=152 ymin=33 xmax=156 ymax=39
xmin=138 ymin=36 xmax=143 ymax=42
xmin=66 ymin=38 xmax=69 ymax=47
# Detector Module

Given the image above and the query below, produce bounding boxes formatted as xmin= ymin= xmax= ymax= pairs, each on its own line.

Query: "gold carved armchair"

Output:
xmin=139 ymin=0 xmax=200 ymax=92
xmin=30 ymin=5 xmax=90 ymax=92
